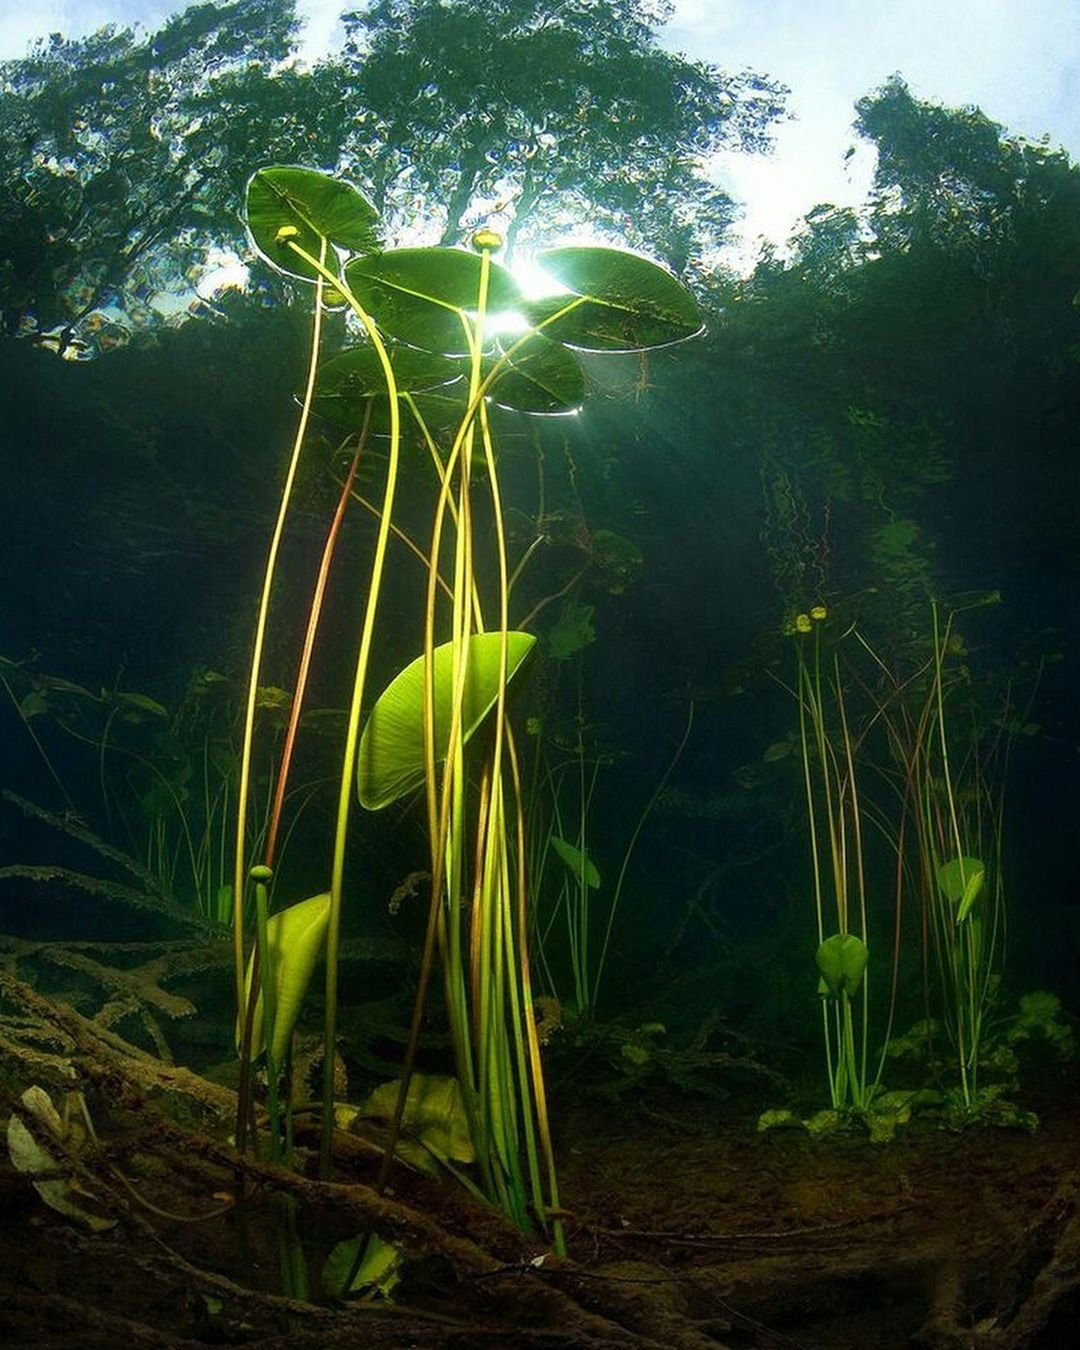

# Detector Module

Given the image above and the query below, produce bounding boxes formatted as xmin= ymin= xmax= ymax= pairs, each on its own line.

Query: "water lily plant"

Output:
xmin=789 ymin=607 xmax=876 ymax=1111
xmin=228 ymin=164 xmax=703 ymax=1242
xmin=903 ymin=601 xmax=1008 ymax=1110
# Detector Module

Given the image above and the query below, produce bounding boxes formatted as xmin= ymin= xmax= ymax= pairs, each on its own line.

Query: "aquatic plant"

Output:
xmin=915 ymin=603 xmax=1005 ymax=1108
xmin=529 ymin=698 xmax=694 ymax=1020
xmin=229 ymin=164 xmax=702 ymax=1244
xmin=868 ymin=598 xmax=1013 ymax=1112
xmin=785 ymin=606 xmax=879 ymax=1113
xmin=0 ymin=657 xmax=323 ymax=930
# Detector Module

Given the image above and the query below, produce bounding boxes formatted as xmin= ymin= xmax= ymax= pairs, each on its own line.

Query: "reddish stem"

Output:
xmin=263 ymin=415 xmax=370 ymax=867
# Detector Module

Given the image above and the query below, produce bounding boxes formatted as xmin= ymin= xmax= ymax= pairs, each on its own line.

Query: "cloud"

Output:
xmin=663 ymin=0 xmax=1080 ymax=262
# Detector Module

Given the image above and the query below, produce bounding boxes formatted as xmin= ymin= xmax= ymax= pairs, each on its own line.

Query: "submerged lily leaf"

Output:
xmin=7 ymin=1087 xmax=115 ymax=1232
xmin=588 ymin=529 xmax=643 ymax=593
xmin=240 ymin=892 xmax=331 ymax=1065
xmin=357 ymin=631 xmax=535 ymax=810
xmin=323 ymin=1232 xmax=403 ymax=1299
xmin=246 ymin=167 xmax=379 ymax=283
xmin=936 ymin=856 xmax=986 ymax=921
xmin=111 ymin=690 xmax=168 ymax=718
xmin=361 ymin=1072 xmax=474 ymax=1164
xmin=549 ymin=836 xmax=601 ymax=889
xmin=816 ymin=932 xmax=869 ymax=997
xmin=547 ymin=601 xmax=595 ymax=659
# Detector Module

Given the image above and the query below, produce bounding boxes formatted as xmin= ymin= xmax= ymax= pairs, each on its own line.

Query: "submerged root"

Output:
xmin=0 ymin=972 xmax=736 ymax=1348
xmin=913 ymin=1173 xmax=1080 ymax=1350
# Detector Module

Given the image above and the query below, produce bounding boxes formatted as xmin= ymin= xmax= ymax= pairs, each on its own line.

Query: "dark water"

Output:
xmin=1 ymin=3 xmax=1078 ymax=1115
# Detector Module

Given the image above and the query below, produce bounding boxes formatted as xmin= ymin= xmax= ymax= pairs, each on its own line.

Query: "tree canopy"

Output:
xmin=0 ymin=0 xmax=786 ymax=357
xmin=0 ymin=0 xmax=341 ymax=349
xmin=685 ymin=77 xmax=1080 ymax=651
xmin=334 ymin=0 xmax=787 ymax=266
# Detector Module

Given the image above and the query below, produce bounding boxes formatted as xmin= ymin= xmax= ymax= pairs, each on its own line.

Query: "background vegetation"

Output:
xmin=1 ymin=0 xmax=1078 ymax=1053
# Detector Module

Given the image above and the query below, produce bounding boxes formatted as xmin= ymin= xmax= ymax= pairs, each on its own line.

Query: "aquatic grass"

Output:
xmin=903 ymin=601 xmax=1009 ymax=1109
xmin=0 ymin=660 xmax=289 ymax=930
xmin=529 ymin=701 xmax=694 ymax=1021
xmin=851 ymin=595 xmax=1018 ymax=1113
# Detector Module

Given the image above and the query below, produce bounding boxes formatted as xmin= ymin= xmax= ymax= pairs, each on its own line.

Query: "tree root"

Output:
xmin=0 ymin=971 xmax=733 ymax=1347
xmin=915 ymin=1173 xmax=1080 ymax=1350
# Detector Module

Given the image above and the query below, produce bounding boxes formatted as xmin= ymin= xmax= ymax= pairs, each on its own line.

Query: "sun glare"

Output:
xmin=196 ymin=251 xmax=251 ymax=299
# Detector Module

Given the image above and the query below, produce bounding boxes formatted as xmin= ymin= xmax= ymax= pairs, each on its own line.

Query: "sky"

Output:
xmin=2 ymin=0 xmax=1078 ymax=259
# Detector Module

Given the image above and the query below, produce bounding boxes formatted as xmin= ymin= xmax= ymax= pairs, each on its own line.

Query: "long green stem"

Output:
xmin=251 ymin=864 xmax=281 ymax=1162
xmin=264 ymin=417 xmax=370 ymax=870
xmin=232 ymin=246 xmax=328 ymax=1026
xmin=313 ymin=328 xmax=401 ymax=1183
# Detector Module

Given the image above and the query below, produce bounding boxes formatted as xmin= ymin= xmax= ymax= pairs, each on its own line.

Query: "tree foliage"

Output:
xmin=0 ymin=0 xmax=343 ymax=347
xmin=336 ymin=0 xmax=787 ymax=268
xmin=857 ymin=77 xmax=1060 ymax=251
xmin=677 ymin=79 xmax=1080 ymax=650
xmin=1 ymin=0 xmax=785 ymax=355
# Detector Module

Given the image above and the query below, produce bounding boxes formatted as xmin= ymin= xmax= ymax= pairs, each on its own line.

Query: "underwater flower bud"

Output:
xmin=810 ymin=605 xmax=828 ymax=622
xmin=795 ymin=613 xmax=812 ymax=633
xmin=472 ymin=227 xmax=503 ymax=252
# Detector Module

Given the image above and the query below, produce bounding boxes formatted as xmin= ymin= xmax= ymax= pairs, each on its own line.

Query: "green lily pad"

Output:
xmin=312 ymin=345 xmax=465 ymax=428
xmin=528 ymin=246 xmax=703 ymax=351
xmin=345 ymin=247 xmax=523 ymax=354
xmin=246 ymin=167 xmax=379 ymax=283
xmin=486 ymin=332 xmax=585 ymax=413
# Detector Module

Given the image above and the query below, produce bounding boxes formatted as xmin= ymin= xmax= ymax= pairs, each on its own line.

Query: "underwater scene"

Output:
xmin=1 ymin=1 xmax=1078 ymax=1346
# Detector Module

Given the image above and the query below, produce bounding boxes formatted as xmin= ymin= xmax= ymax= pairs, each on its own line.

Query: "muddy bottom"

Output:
xmin=554 ymin=1074 xmax=1080 ymax=1349
xmin=3 ymin=1046 xmax=1078 ymax=1350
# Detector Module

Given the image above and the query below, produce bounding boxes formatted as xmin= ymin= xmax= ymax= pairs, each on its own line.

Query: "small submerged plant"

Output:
xmin=789 ymin=605 xmax=879 ymax=1114
xmin=529 ymin=699 xmax=694 ymax=1022
xmin=853 ymin=594 xmax=1016 ymax=1116
xmin=913 ymin=601 xmax=1006 ymax=1111
xmin=759 ymin=593 xmax=1041 ymax=1138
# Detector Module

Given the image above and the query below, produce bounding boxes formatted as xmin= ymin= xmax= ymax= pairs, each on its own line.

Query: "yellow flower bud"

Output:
xmin=810 ymin=605 xmax=828 ymax=622
xmin=472 ymin=227 xmax=503 ymax=252
xmin=795 ymin=613 xmax=812 ymax=633
xmin=275 ymin=224 xmax=301 ymax=244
